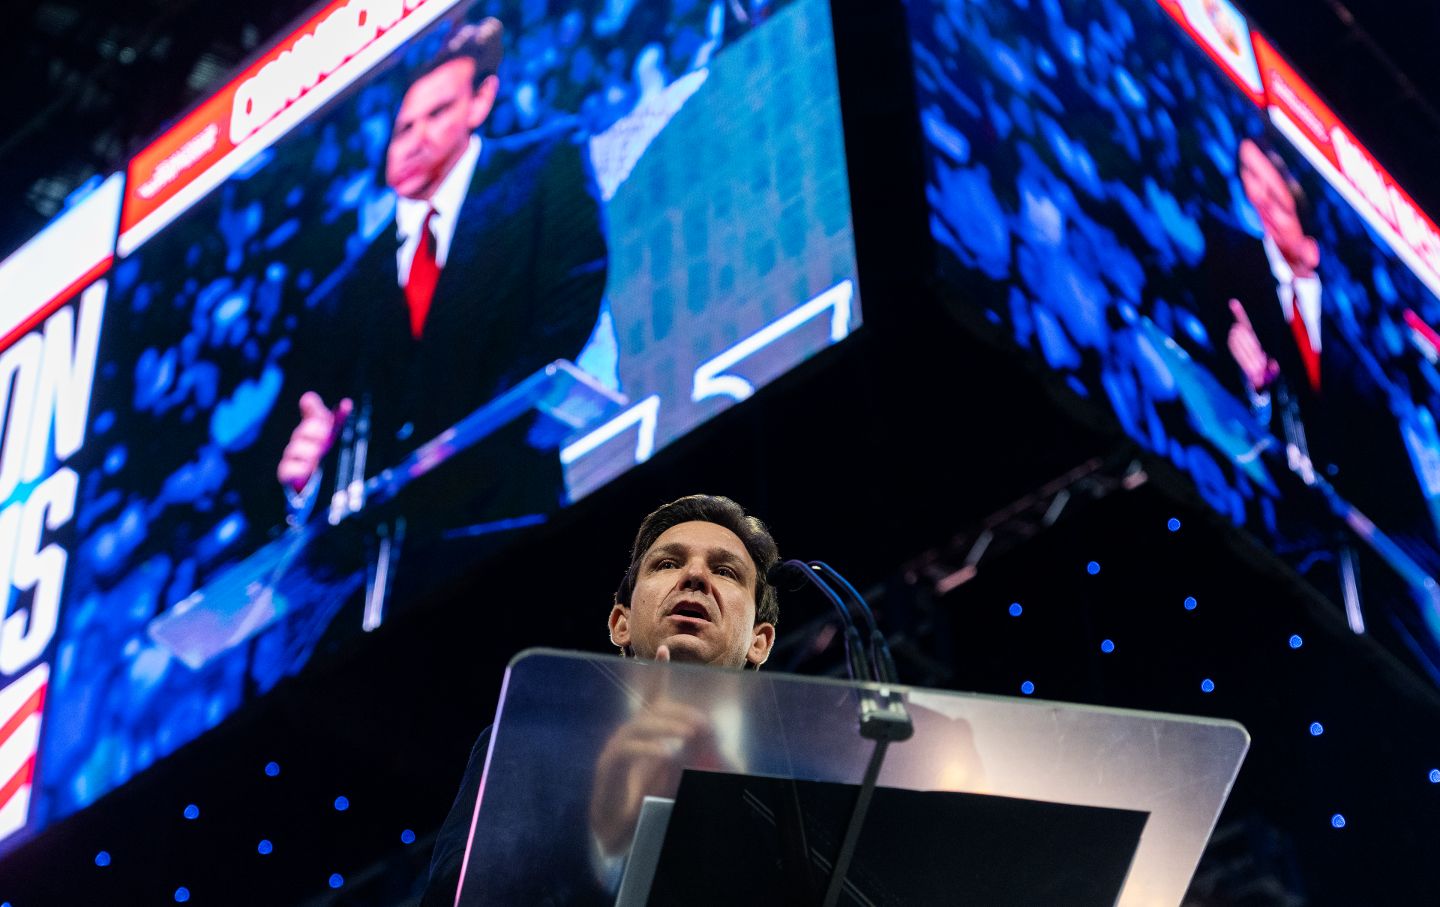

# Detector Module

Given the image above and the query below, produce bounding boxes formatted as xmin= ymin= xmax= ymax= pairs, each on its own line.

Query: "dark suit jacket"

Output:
xmin=1190 ymin=222 xmax=1432 ymax=543
xmin=421 ymin=725 xmax=495 ymax=907
xmin=420 ymin=710 xmax=622 ymax=907
xmin=299 ymin=128 xmax=607 ymax=589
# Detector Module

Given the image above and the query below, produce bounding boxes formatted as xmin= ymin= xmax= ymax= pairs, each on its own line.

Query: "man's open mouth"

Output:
xmin=670 ymin=602 xmax=710 ymax=622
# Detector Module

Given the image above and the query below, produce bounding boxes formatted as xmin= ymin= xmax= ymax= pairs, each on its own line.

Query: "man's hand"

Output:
xmin=1227 ymin=299 xmax=1280 ymax=392
xmin=277 ymin=392 xmax=352 ymax=493
xmin=587 ymin=645 xmax=726 ymax=857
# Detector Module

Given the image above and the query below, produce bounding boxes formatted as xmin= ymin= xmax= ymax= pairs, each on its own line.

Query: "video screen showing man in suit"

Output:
xmin=910 ymin=0 xmax=1440 ymax=670
xmin=33 ymin=0 xmax=859 ymax=848
xmin=277 ymin=17 xmax=607 ymax=551
xmin=1196 ymin=134 xmax=1435 ymax=556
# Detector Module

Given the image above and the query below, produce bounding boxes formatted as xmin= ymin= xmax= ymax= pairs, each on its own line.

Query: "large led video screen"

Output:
xmin=911 ymin=0 xmax=1440 ymax=674
xmin=0 ymin=0 xmax=858 ymax=851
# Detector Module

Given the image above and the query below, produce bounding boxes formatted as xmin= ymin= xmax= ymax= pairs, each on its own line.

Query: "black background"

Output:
xmin=0 ymin=0 xmax=1438 ymax=904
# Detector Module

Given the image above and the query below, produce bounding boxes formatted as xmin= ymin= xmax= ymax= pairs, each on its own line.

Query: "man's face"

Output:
xmin=609 ymin=521 xmax=776 ymax=669
xmin=1238 ymin=139 xmax=1320 ymax=276
xmin=385 ymin=58 xmax=495 ymax=201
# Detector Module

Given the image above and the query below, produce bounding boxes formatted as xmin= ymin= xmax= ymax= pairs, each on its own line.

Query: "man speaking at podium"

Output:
xmin=420 ymin=494 xmax=781 ymax=905
xmin=276 ymin=16 xmax=607 ymax=564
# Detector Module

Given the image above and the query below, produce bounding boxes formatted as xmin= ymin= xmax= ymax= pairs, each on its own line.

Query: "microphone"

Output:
xmin=765 ymin=560 xmax=810 ymax=591
xmin=767 ymin=559 xmax=872 ymax=683
xmin=809 ymin=561 xmax=901 ymax=686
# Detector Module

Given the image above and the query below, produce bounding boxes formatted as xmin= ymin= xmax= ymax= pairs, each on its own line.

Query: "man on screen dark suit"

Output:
xmin=276 ymin=17 xmax=607 ymax=553
xmin=1192 ymin=134 xmax=1433 ymax=549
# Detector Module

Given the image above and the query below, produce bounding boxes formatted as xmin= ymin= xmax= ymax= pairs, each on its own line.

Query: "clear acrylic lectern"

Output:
xmin=452 ymin=649 xmax=1248 ymax=906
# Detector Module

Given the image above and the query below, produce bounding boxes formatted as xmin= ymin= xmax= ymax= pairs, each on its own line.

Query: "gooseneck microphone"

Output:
xmin=809 ymin=560 xmax=901 ymax=686
xmin=769 ymin=558 xmax=912 ymax=907
xmin=767 ymin=559 xmax=873 ymax=683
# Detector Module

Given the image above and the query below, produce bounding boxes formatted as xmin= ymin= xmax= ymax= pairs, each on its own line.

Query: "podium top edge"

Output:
xmin=503 ymin=648 xmax=1252 ymax=743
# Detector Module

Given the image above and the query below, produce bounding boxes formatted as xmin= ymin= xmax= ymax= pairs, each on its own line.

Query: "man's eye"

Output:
xmin=715 ymin=566 xmax=737 ymax=579
xmin=655 ymin=559 xmax=677 ymax=570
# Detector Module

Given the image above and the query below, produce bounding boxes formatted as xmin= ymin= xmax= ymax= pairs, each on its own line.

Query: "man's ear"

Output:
xmin=468 ymin=74 xmax=500 ymax=130
xmin=608 ymin=603 xmax=631 ymax=650
xmin=746 ymin=622 xmax=776 ymax=669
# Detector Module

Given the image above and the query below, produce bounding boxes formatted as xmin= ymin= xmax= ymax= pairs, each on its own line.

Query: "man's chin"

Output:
xmin=390 ymin=177 xmax=437 ymax=201
xmin=657 ymin=636 xmax=712 ymax=664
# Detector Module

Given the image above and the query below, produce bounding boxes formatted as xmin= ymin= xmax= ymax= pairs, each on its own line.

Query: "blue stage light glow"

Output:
xmin=1009 ymin=602 xmax=1023 ymax=617
xmin=264 ymin=762 xmax=280 ymax=777
xmin=329 ymin=873 xmax=344 ymax=889
xmin=1100 ymin=639 xmax=1115 ymax=653
xmin=1429 ymin=769 xmax=1439 ymax=784
xmin=1020 ymin=680 xmax=1035 ymax=695
xmin=175 ymin=887 xmax=191 ymax=903
xmin=1331 ymin=814 xmax=1346 ymax=829
xmin=1167 ymin=518 xmax=1181 ymax=531
xmin=334 ymin=796 xmax=349 ymax=812
xmin=1086 ymin=561 xmax=1101 ymax=575
xmin=1310 ymin=722 xmax=1324 ymax=736
xmin=183 ymin=804 xmax=199 ymax=820
xmin=1200 ymin=678 xmax=1215 ymax=693
xmin=401 ymin=829 xmax=416 ymax=844
xmin=95 ymin=851 xmax=111 ymax=867
xmin=1184 ymin=596 xmax=1198 ymax=611
xmin=1289 ymin=634 xmax=1303 ymax=649
xmin=258 ymin=839 xmax=273 ymax=855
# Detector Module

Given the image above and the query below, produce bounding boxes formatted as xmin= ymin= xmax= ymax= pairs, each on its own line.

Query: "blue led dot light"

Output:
xmin=183 ymin=804 xmax=199 ymax=820
xmin=1309 ymin=722 xmax=1324 ymax=736
xmin=1086 ymin=561 xmax=1101 ymax=575
xmin=95 ymin=851 xmax=111 ymax=867
xmin=1008 ymin=602 xmax=1023 ymax=617
xmin=1288 ymin=634 xmax=1304 ymax=649
xmin=1331 ymin=814 xmax=1346 ymax=829
xmin=401 ymin=829 xmax=416 ymax=845
xmin=264 ymin=761 xmax=280 ymax=777
xmin=1200 ymin=678 xmax=1215 ymax=693
xmin=258 ymin=839 xmax=273 ymax=855
xmin=1167 ymin=518 xmax=1181 ymax=532
xmin=334 ymin=796 xmax=350 ymax=812
xmin=329 ymin=873 xmax=345 ymax=889
xmin=1183 ymin=596 xmax=1198 ymax=611
xmin=1100 ymin=639 xmax=1115 ymax=653
xmin=174 ymin=888 xmax=191 ymax=903
xmin=1429 ymin=769 xmax=1439 ymax=784
xmin=1020 ymin=680 xmax=1035 ymax=695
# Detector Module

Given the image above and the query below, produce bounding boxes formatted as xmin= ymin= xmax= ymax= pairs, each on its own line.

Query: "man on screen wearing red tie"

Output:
xmin=276 ymin=16 xmax=607 ymax=570
xmin=1195 ymin=133 xmax=1435 ymax=552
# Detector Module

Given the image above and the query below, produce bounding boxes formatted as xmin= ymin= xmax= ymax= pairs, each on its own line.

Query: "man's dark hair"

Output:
xmin=615 ymin=494 xmax=781 ymax=628
xmin=415 ymin=17 xmax=504 ymax=90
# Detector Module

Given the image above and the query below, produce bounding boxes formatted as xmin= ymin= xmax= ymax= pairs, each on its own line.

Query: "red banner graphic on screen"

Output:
xmin=1153 ymin=0 xmax=1265 ymax=106
xmin=120 ymin=0 xmax=449 ymax=248
xmin=0 ymin=665 xmax=49 ymax=842
xmin=1254 ymin=34 xmax=1440 ymax=287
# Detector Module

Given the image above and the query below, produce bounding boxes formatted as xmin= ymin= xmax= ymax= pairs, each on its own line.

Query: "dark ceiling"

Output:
xmin=0 ymin=1 xmax=1437 ymax=263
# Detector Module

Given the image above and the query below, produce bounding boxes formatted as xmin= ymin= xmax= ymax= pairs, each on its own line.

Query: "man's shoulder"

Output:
xmin=487 ymin=119 xmax=584 ymax=160
xmin=478 ymin=121 xmax=590 ymax=189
